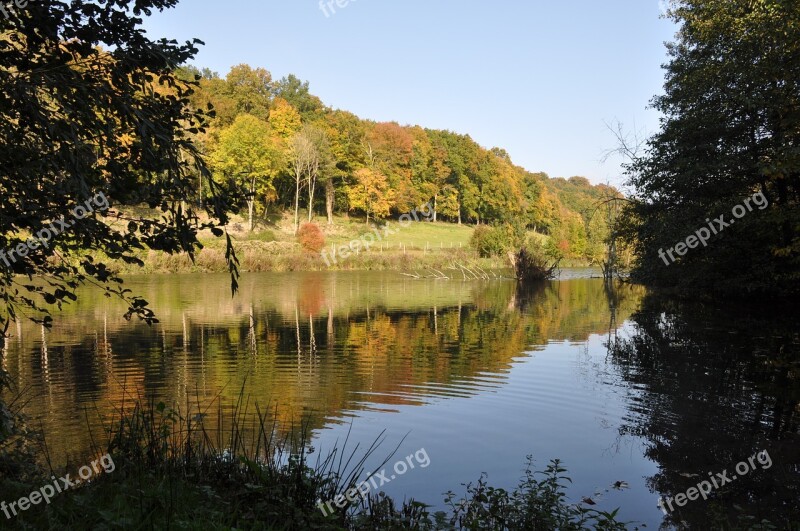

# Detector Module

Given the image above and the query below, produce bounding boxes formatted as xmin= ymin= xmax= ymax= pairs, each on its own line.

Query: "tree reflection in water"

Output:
xmin=608 ymin=294 xmax=800 ymax=528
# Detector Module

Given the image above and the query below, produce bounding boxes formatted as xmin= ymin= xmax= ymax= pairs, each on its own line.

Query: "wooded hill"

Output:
xmin=179 ymin=65 xmax=619 ymax=263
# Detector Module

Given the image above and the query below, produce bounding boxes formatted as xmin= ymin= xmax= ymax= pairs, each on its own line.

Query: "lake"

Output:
xmin=1 ymin=271 xmax=797 ymax=528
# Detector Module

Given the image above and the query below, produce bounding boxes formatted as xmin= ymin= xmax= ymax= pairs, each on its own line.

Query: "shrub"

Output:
xmin=297 ymin=222 xmax=325 ymax=253
xmin=511 ymin=246 xmax=560 ymax=282
xmin=252 ymin=229 xmax=277 ymax=242
xmin=470 ymin=225 xmax=510 ymax=258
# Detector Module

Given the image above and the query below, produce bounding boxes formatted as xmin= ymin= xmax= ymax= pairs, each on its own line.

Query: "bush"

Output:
xmin=252 ymin=229 xmax=277 ymax=242
xmin=470 ymin=225 xmax=510 ymax=258
xmin=511 ymin=246 xmax=560 ymax=282
xmin=297 ymin=222 xmax=325 ymax=253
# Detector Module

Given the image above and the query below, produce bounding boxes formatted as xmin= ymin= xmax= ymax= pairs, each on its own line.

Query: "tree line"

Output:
xmin=177 ymin=65 xmax=619 ymax=263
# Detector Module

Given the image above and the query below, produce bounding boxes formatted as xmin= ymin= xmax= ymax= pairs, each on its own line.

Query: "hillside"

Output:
xmin=174 ymin=65 xmax=620 ymax=265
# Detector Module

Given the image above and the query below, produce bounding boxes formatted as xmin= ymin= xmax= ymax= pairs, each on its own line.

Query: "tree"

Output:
xmin=325 ymin=110 xmax=366 ymax=225
xmin=271 ymin=74 xmax=324 ymax=119
xmin=366 ymin=122 xmax=414 ymax=212
xmin=304 ymin=126 xmax=332 ymax=223
xmin=348 ymin=168 xmax=394 ymax=224
xmin=0 ymin=0 xmax=238 ymax=332
xmin=224 ymin=64 xmax=272 ymax=121
xmin=622 ymin=0 xmax=800 ymax=297
xmin=268 ymin=97 xmax=302 ymax=141
xmin=290 ymin=134 xmax=312 ymax=233
xmin=288 ymin=126 xmax=332 ymax=231
xmin=190 ymin=65 xmax=272 ymax=128
xmin=211 ymin=115 xmax=281 ymax=231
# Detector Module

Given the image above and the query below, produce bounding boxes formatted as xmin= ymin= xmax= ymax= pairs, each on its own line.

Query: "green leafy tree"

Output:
xmin=622 ymin=0 xmax=800 ymax=296
xmin=271 ymin=74 xmax=324 ymax=120
xmin=0 ymin=0 xmax=238 ymax=332
xmin=224 ymin=64 xmax=272 ymax=122
xmin=211 ymin=114 xmax=281 ymax=231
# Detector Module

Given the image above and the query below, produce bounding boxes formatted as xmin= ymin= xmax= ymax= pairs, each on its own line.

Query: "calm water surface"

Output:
xmin=2 ymin=271 xmax=798 ymax=528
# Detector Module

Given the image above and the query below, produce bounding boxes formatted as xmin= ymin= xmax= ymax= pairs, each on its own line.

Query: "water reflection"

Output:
xmin=609 ymin=295 xmax=800 ymax=527
xmin=5 ymin=272 xmax=797 ymax=526
xmin=1 ymin=272 xmax=642 ymax=467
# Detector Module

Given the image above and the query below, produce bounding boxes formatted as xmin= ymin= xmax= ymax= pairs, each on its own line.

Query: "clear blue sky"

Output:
xmin=142 ymin=1 xmax=676 ymax=188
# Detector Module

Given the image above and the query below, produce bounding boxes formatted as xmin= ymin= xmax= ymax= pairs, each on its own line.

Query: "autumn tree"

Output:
xmin=349 ymin=168 xmax=394 ymax=224
xmin=303 ymin=126 xmax=333 ymax=222
xmin=268 ymin=97 xmax=302 ymax=141
xmin=324 ymin=110 xmax=366 ymax=224
xmin=366 ymin=122 xmax=414 ymax=212
xmin=0 ymin=0 xmax=239 ymax=331
xmin=289 ymin=126 xmax=331 ymax=231
xmin=212 ymin=114 xmax=281 ymax=231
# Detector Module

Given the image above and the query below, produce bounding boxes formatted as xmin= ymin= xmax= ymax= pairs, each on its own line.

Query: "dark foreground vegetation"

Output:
xmin=0 ymin=393 xmax=628 ymax=530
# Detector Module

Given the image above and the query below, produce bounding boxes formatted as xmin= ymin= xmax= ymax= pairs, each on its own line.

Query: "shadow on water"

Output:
xmin=607 ymin=292 xmax=800 ymax=528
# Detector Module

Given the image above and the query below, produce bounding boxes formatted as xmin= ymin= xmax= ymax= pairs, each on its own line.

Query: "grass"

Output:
xmin=0 ymin=389 xmax=630 ymax=530
xmin=84 ymin=207 xmax=594 ymax=274
xmin=94 ymin=209 xmax=510 ymax=275
xmin=320 ymin=217 xmax=474 ymax=251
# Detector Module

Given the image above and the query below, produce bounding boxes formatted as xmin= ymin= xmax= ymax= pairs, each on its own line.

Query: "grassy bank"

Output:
xmin=97 ymin=210 xmax=586 ymax=275
xmin=0 ymin=395 xmax=628 ymax=530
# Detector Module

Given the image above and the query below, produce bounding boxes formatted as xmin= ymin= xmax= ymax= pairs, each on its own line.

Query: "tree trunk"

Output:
xmin=248 ymin=177 xmax=255 ymax=232
xmin=294 ymin=171 xmax=301 ymax=234
xmin=325 ymin=179 xmax=334 ymax=225
xmin=433 ymin=193 xmax=438 ymax=222
xmin=308 ymin=174 xmax=315 ymax=222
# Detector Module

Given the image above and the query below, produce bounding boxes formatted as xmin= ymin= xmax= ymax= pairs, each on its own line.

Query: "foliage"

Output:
xmin=0 ymin=363 xmax=41 ymax=484
xmin=348 ymin=168 xmax=394 ymax=224
xmin=3 ymin=396 xmax=627 ymax=530
xmin=269 ymin=97 xmax=303 ymax=141
xmin=621 ymin=0 xmax=800 ymax=297
xmin=469 ymin=226 xmax=510 ymax=258
xmin=290 ymin=125 xmax=334 ymax=230
xmin=188 ymin=63 xmax=617 ymax=262
xmin=444 ymin=458 xmax=627 ymax=530
xmin=271 ymin=74 xmax=325 ymax=120
xmin=0 ymin=0 xmax=239 ymax=331
xmin=211 ymin=114 xmax=282 ymax=230
xmin=297 ymin=222 xmax=326 ymax=253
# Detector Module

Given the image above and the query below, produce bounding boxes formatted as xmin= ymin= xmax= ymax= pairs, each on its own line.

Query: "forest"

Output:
xmin=177 ymin=65 xmax=619 ymax=264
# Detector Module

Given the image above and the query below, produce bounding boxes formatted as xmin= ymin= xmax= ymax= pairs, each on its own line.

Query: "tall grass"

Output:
xmin=1 ymin=388 xmax=630 ymax=529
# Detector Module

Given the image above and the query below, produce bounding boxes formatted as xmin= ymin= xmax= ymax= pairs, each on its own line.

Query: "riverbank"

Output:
xmin=0 ymin=397 xmax=627 ymax=530
xmin=99 ymin=210 xmax=590 ymax=275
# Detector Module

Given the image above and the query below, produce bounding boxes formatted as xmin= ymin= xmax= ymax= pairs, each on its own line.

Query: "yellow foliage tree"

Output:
xmin=348 ymin=168 xmax=394 ymax=225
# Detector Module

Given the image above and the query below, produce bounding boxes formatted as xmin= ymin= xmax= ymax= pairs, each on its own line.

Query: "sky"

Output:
xmin=142 ymin=1 xmax=677 ymax=188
